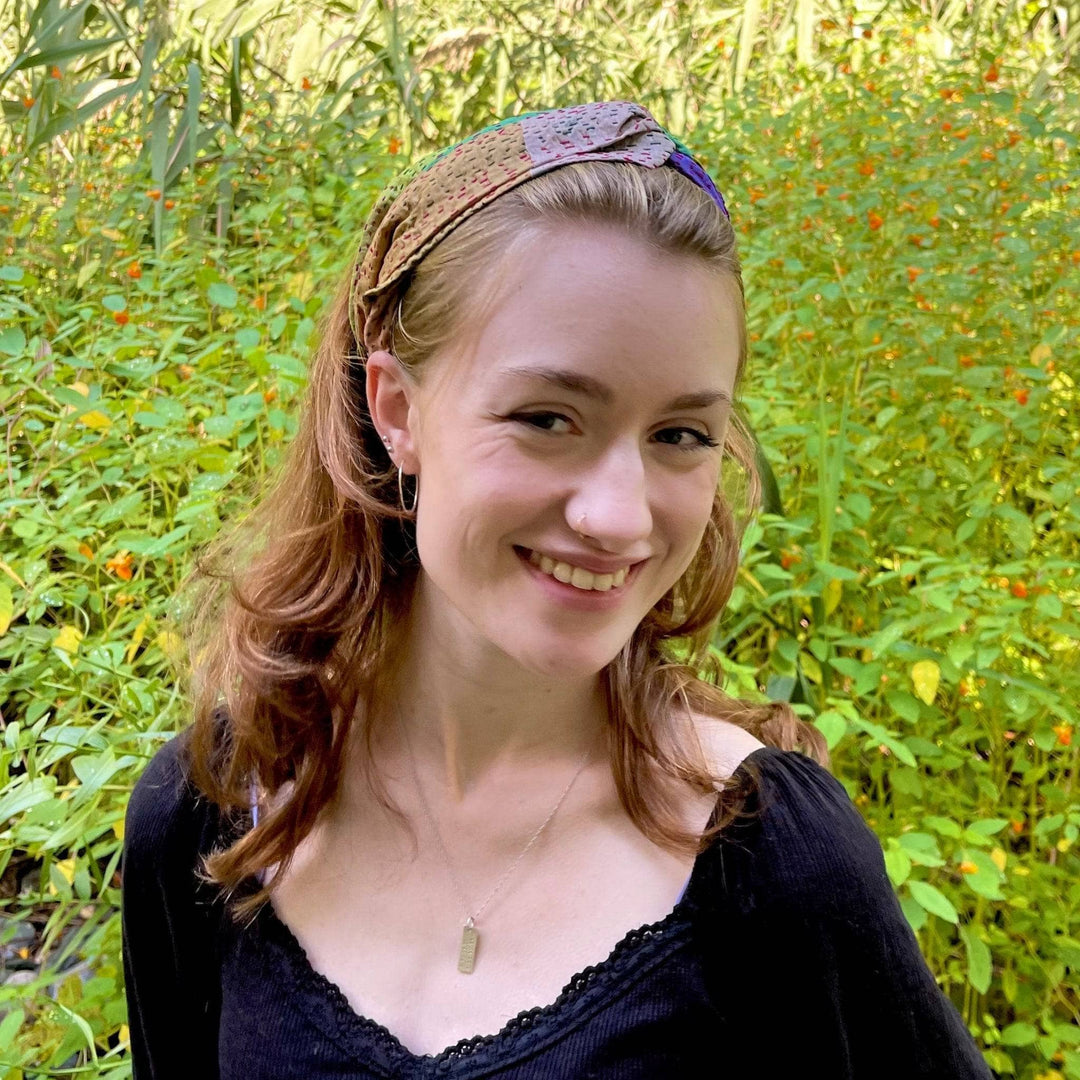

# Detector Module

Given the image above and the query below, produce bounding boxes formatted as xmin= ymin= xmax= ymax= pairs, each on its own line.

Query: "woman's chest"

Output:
xmin=259 ymin=811 xmax=704 ymax=1060
xmin=217 ymin=899 xmax=716 ymax=1080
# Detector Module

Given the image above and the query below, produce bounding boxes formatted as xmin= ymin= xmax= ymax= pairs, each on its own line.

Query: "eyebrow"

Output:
xmin=501 ymin=366 xmax=732 ymax=411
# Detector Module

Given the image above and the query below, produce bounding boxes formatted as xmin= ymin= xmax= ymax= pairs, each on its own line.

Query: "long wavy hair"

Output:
xmin=179 ymin=159 xmax=828 ymax=922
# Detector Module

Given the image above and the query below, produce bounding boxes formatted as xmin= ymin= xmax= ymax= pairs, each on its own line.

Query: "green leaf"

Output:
xmin=0 ymin=328 xmax=26 ymax=355
xmin=999 ymin=1022 xmax=1038 ymax=1047
xmin=208 ymin=282 xmax=239 ymax=308
xmin=960 ymin=924 xmax=991 ymax=995
xmin=908 ymin=880 xmax=958 ymax=924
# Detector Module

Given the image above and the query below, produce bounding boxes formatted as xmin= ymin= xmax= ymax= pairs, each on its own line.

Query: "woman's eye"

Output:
xmin=511 ymin=412 xmax=574 ymax=433
xmin=510 ymin=414 xmax=719 ymax=452
xmin=655 ymin=427 xmax=721 ymax=452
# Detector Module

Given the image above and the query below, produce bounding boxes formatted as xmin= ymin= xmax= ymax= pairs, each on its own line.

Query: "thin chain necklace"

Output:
xmin=397 ymin=708 xmax=593 ymax=974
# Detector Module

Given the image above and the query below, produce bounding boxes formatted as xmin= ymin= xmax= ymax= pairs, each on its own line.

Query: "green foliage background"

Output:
xmin=1 ymin=1 xmax=1078 ymax=1076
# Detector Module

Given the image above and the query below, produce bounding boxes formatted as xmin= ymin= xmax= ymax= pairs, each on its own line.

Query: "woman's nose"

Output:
xmin=566 ymin=441 xmax=653 ymax=549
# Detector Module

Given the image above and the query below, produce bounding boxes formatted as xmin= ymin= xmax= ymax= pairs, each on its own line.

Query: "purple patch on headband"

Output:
xmin=667 ymin=151 xmax=729 ymax=219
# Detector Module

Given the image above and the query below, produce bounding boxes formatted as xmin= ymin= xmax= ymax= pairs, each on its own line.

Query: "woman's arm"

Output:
xmin=710 ymin=748 xmax=995 ymax=1079
xmin=121 ymin=731 xmax=224 ymax=1079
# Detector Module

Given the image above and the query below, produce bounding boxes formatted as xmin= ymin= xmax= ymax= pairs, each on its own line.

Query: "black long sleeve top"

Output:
xmin=121 ymin=730 xmax=995 ymax=1079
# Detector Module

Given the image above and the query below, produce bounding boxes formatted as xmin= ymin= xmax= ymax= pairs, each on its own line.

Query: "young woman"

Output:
xmin=121 ymin=101 xmax=993 ymax=1078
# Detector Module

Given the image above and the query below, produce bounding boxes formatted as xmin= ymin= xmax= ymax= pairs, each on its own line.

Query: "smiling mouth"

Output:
xmin=517 ymin=547 xmax=634 ymax=592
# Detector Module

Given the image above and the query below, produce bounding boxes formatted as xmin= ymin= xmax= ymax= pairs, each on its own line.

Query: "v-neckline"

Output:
xmin=253 ymin=745 xmax=776 ymax=1073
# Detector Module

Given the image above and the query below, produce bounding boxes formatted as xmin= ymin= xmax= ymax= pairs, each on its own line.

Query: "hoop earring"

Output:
xmin=397 ymin=462 xmax=419 ymax=514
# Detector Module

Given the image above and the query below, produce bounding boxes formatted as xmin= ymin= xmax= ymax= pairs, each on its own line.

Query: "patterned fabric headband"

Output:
xmin=350 ymin=100 xmax=730 ymax=356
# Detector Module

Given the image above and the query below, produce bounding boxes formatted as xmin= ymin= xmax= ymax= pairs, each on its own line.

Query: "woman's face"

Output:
xmin=375 ymin=222 xmax=742 ymax=681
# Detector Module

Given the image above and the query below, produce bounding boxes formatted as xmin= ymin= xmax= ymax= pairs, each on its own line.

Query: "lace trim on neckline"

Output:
xmin=258 ymin=894 xmax=695 ymax=1071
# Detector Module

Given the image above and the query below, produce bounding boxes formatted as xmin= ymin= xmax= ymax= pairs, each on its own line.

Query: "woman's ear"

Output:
xmin=365 ymin=350 xmax=420 ymax=474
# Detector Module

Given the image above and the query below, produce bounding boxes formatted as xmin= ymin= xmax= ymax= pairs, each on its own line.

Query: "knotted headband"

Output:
xmin=350 ymin=100 xmax=730 ymax=356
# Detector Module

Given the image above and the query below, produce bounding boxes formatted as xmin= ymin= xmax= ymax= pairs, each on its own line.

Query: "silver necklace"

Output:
xmin=397 ymin=708 xmax=592 ymax=974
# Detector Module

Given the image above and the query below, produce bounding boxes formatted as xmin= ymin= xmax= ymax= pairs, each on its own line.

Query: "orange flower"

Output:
xmin=164 ymin=199 xmax=176 ymax=210
xmin=50 ymin=66 xmax=61 ymax=79
xmin=715 ymin=38 xmax=725 ymax=50
xmin=780 ymin=550 xmax=801 ymax=570
xmin=22 ymin=95 xmax=34 ymax=108
xmin=301 ymin=77 xmax=312 ymax=91
xmin=953 ymin=128 xmax=969 ymax=140
xmin=749 ymin=187 xmax=766 ymax=204
xmin=941 ymin=122 xmax=952 ymax=132
xmin=959 ymin=355 xmax=975 ymax=368
xmin=1008 ymin=130 xmax=1020 ymax=146
xmin=148 ymin=189 xmax=161 ymax=201
xmin=907 ymin=267 xmax=922 ymax=282
xmin=862 ymin=27 xmax=872 ymax=39
xmin=252 ymin=294 xmax=267 ymax=311
xmin=1013 ymin=388 xmax=1029 ymax=405
xmin=1010 ymin=819 xmax=1024 ymax=835
xmin=127 ymin=262 xmax=142 ymax=279
xmin=177 ymin=363 xmax=195 ymax=380
xmin=797 ymin=330 xmax=815 ymax=341
xmin=105 ymin=551 xmax=134 ymax=581
xmin=78 ymin=543 xmax=94 ymax=560
xmin=113 ymin=311 xmax=129 ymax=325
xmin=984 ymin=64 xmax=999 ymax=83
xmin=908 ymin=234 xmax=923 ymax=247
xmin=929 ymin=215 xmax=940 ymax=227
xmin=388 ymin=136 xmax=402 ymax=155
xmin=867 ymin=211 xmax=883 ymax=230
xmin=263 ymin=387 xmax=278 ymax=404
xmin=958 ymin=680 xmax=969 ymax=696
xmin=857 ymin=160 xmax=875 ymax=176
xmin=1010 ymin=581 xmax=1028 ymax=598
xmin=959 ymin=861 xmax=978 ymax=875
xmin=815 ymin=182 xmax=828 ymax=196
xmin=1053 ymin=724 xmax=1073 ymax=747
xmin=981 ymin=148 xmax=996 ymax=161
xmin=1003 ymin=730 xmax=1016 ymax=740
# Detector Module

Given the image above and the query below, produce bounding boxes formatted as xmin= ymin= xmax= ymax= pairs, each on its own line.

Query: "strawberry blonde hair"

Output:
xmin=179 ymin=160 xmax=827 ymax=920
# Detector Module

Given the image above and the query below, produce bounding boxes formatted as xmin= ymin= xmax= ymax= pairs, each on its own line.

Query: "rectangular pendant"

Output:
xmin=458 ymin=924 xmax=479 ymax=974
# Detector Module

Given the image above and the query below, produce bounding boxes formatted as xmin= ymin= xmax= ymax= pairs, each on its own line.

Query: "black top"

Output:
xmin=121 ymin=731 xmax=995 ymax=1079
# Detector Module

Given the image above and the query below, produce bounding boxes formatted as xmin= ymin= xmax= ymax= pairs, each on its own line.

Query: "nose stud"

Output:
xmin=575 ymin=514 xmax=589 ymax=539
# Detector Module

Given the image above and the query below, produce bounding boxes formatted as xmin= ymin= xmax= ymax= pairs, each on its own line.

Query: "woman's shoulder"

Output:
xmin=123 ymin=728 xmax=224 ymax=871
xmin=716 ymin=743 xmax=890 ymax=911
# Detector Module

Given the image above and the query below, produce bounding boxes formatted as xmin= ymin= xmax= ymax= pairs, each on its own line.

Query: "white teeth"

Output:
xmin=525 ymin=549 xmax=630 ymax=592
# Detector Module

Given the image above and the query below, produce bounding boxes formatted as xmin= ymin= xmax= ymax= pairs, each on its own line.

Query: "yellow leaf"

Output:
xmin=155 ymin=630 xmax=184 ymax=663
xmin=1029 ymin=343 xmax=1052 ymax=365
xmin=77 ymin=409 xmax=112 ymax=430
xmin=800 ymin=652 xmax=823 ymax=685
xmin=910 ymin=659 xmax=940 ymax=705
xmin=287 ymin=270 xmax=314 ymax=301
xmin=0 ymin=581 xmax=12 ymax=636
xmin=113 ymin=817 xmax=125 ymax=841
xmin=908 ymin=433 xmax=927 ymax=452
xmin=126 ymin=614 xmax=151 ymax=664
xmin=54 ymin=624 xmax=83 ymax=654
xmin=70 ymin=380 xmax=90 ymax=397
xmin=57 ymin=971 xmax=82 ymax=1008
xmin=100 ymin=227 xmax=124 ymax=241
xmin=823 ymin=578 xmax=842 ymax=616
xmin=119 ymin=1024 xmax=130 ymax=1045
xmin=55 ymin=858 xmax=76 ymax=883
xmin=1057 ymin=837 xmax=1072 ymax=853
xmin=990 ymin=846 xmax=1007 ymax=872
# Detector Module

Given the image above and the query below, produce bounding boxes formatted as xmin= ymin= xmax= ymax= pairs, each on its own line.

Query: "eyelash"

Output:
xmin=508 ymin=412 xmax=721 ymax=453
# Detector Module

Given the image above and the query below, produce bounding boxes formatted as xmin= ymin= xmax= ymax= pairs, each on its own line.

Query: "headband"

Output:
xmin=350 ymin=100 xmax=730 ymax=356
